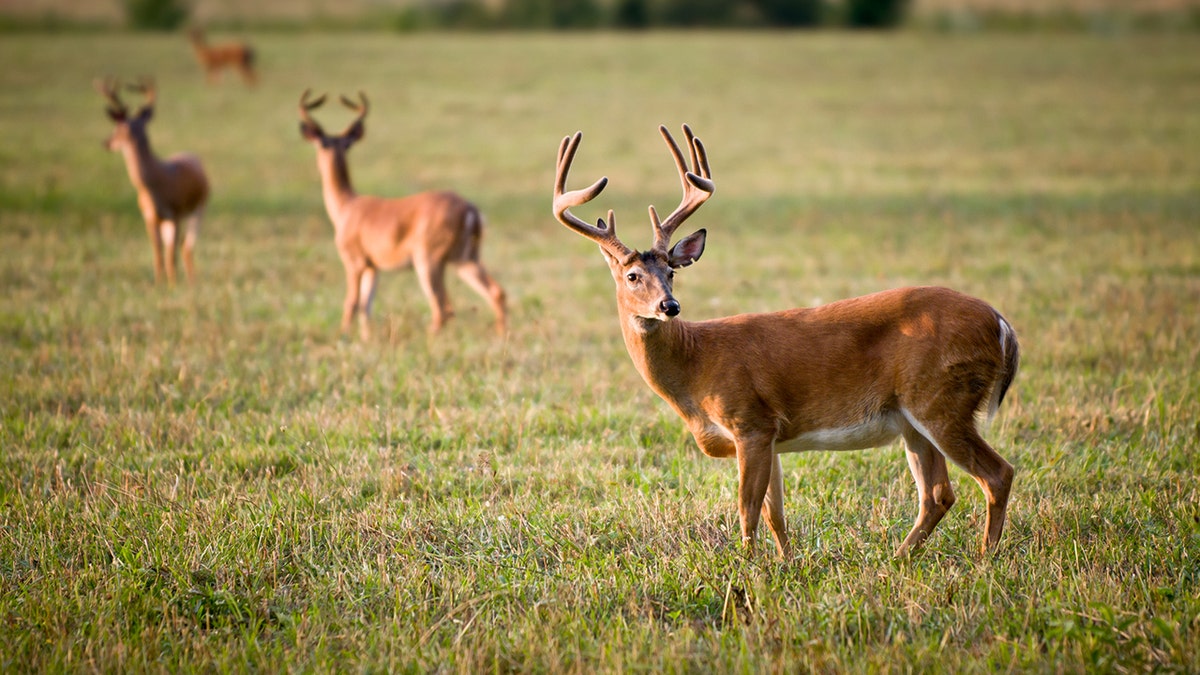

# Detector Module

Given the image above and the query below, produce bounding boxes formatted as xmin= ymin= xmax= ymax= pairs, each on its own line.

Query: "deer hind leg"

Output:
xmin=895 ymin=424 xmax=956 ymax=557
xmin=903 ymin=409 xmax=1014 ymax=555
xmin=182 ymin=210 xmax=202 ymax=284
xmin=760 ymin=451 xmax=791 ymax=559
xmin=357 ymin=267 xmax=378 ymax=342
xmin=734 ymin=432 xmax=776 ymax=554
xmin=415 ymin=258 xmax=451 ymax=334
xmin=455 ymin=261 xmax=508 ymax=335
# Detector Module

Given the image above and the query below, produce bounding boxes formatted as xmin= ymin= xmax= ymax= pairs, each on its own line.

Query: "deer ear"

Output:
xmin=299 ymin=121 xmax=321 ymax=141
xmin=597 ymin=245 xmax=621 ymax=271
xmin=668 ymin=229 xmax=706 ymax=269
xmin=136 ymin=105 xmax=153 ymax=122
xmin=345 ymin=120 xmax=365 ymax=144
xmin=106 ymin=107 xmax=125 ymax=122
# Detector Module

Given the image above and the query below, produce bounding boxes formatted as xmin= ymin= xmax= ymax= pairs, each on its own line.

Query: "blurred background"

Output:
xmin=3 ymin=0 xmax=1199 ymax=31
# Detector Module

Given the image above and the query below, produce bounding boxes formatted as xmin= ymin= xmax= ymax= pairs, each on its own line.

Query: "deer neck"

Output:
xmin=119 ymin=135 xmax=163 ymax=193
xmin=316 ymin=151 xmax=356 ymax=226
xmin=618 ymin=312 xmax=700 ymax=417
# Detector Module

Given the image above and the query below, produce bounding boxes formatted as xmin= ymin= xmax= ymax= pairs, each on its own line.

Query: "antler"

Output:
xmin=650 ymin=124 xmax=714 ymax=254
xmin=299 ymin=88 xmax=327 ymax=128
xmin=553 ymin=131 xmax=632 ymax=260
xmin=340 ymin=91 xmax=369 ymax=133
xmin=94 ymin=76 xmax=127 ymax=118
xmin=126 ymin=76 xmax=157 ymax=111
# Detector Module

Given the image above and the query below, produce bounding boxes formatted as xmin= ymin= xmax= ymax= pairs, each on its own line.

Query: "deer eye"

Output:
xmin=625 ymin=271 xmax=640 ymax=283
xmin=667 ymin=270 xmax=675 ymax=280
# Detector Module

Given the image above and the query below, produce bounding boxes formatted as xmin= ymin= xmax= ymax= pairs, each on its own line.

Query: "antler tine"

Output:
xmin=94 ymin=76 xmax=127 ymax=115
xmin=339 ymin=91 xmax=369 ymax=130
xmin=340 ymin=91 xmax=368 ymax=114
xmin=127 ymin=76 xmax=157 ymax=109
xmin=298 ymin=88 xmax=327 ymax=126
xmin=553 ymin=132 xmax=631 ymax=259
xmin=651 ymin=123 xmax=715 ymax=254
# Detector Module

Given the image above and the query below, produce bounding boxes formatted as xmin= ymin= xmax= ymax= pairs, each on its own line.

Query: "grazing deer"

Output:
xmin=298 ymin=90 xmax=507 ymax=340
xmin=187 ymin=27 xmax=256 ymax=86
xmin=553 ymin=125 xmax=1019 ymax=558
xmin=97 ymin=77 xmax=209 ymax=285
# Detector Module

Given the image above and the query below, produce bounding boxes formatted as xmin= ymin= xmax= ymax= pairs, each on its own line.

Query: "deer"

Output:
xmin=97 ymin=77 xmax=209 ymax=286
xmin=298 ymin=90 xmax=507 ymax=340
xmin=187 ymin=27 xmax=257 ymax=86
xmin=553 ymin=125 xmax=1019 ymax=559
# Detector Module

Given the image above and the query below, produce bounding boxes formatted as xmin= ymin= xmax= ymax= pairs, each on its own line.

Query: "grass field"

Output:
xmin=1 ymin=31 xmax=1198 ymax=672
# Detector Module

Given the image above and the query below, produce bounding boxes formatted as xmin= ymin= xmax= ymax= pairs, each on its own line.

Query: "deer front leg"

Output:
xmin=341 ymin=266 xmax=363 ymax=338
xmin=138 ymin=197 xmax=167 ymax=284
xmin=144 ymin=218 xmax=166 ymax=284
xmin=160 ymin=220 xmax=179 ymax=285
xmin=734 ymin=433 xmax=776 ymax=554
xmin=357 ymin=267 xmax=378 ymax=342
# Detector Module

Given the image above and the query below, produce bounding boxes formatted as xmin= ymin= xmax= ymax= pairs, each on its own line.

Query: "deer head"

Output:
xmin=298 ymin=89 xmax=368 ymax=154
xmin=95 ymin=77 xmax=156 ymax=152
xmin=554 ymin=125 xmax=714 ymax=326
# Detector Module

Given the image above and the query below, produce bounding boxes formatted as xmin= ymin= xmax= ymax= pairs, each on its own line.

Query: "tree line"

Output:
xmin=124 ymin=0 xmax=910 ymax=31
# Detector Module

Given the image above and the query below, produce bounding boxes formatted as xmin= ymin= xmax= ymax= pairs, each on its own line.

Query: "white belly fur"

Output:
xmin=774 ymin=412 xmax=904 ymax=453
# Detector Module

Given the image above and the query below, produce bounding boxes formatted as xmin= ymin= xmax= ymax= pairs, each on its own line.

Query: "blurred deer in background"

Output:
xmin=553 ymin=125 xmax=1019 ymax=558
xmin=97 ymin=77 xmax=209 ymax=285
xmin=298 ymin=90 xmax=507 ymax=340
xmin=187 ymin=27 xmax=256 ymax=86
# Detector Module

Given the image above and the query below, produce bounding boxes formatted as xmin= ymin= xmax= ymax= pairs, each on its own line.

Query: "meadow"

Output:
xmin=1 ymin=30 xmax=1198 ymax=672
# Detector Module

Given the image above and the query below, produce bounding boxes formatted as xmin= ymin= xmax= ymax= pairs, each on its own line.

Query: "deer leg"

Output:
xmin=144 ymin=219 xmax=166 ymax=284
xmin=734 ymin=433 xmax=776 ymax=554
xmin=159 ymin=220 xmax=179 ymax=285
xmin=455 ymin=261 xmax=508 ymax=335
xmin=341 ymin=266 xmax=363 ymax=338
xmin=415 ymin=258 xmax=451 ymax=333
xmin=895 ymin=424 xmax=956 ymax=557
xmin=182 ymin=210 xmax=201 ymax=284
xmin=760 ymin=451 xmax=791 ymax=559
xmin=904 ymin=410 xmax=1014 ymax=555
xmin=357 ymin=267 xmax=378 ymax=342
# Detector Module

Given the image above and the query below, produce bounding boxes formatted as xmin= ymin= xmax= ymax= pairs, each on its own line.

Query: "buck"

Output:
xmin=298 ymin=90 xmax=507 ymax=340
xmin=97 ymin=77 xmax=209 ymax=285
xmin=553 ymin=125 xmax=1019 ymax=558
xmin=187 ymin=28 xmax=257 ymax=86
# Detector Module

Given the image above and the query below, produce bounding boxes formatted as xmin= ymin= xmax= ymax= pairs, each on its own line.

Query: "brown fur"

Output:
xmin=555 ymin=127 xmax=1019 ymax=559
xmin=97 ymin=78 xmax=209 ymax=285
xmin=188 ymin=28 xmax=256 ymax=86
xmin=298 ymin=90 xmax=506 ymax=340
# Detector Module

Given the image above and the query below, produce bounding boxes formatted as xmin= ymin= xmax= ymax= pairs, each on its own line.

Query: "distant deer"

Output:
xmin=97 ymin=77 xmax=209 ymax=285
xmin=298 ymin=90 xmax=507 ymax=340
xmin=553 ymin=125 xmax=1019 ymax=558
xmin=187 ymin=27 xmax=256 ymax=86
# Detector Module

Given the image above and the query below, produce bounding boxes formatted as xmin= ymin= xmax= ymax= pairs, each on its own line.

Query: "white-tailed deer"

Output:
xmin=553 ymin=125 xmax=1019 ymax=558
xmin=187 ymin=28 xmax=257 ymax=86
xmin=298 ymin=90 xmax=507 ymax=340
xmin=97 ymin=77 xmax=209 ymax=285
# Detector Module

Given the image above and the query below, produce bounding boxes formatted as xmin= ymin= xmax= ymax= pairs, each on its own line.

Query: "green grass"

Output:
xmin=2 ymin=31 xmax=1199 ymax=672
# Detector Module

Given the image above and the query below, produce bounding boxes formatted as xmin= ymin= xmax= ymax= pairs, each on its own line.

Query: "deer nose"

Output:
xmin=660 ymin=299 xmax=680 ymax=317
